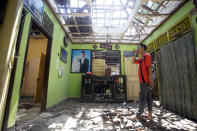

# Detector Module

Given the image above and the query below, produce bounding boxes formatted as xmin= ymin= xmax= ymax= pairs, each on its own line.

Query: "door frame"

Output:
xmin=24 ymin=18 xmax=53 ymax=112
xmin=2 ymin=9 xmax=27 ymax=131
xmin=2 ymin=15 xmax=53 ymax=130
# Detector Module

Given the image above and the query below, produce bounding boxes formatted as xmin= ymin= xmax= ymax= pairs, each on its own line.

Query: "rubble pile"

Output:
xmin=13 ymin=100 xmax=197 ymax=131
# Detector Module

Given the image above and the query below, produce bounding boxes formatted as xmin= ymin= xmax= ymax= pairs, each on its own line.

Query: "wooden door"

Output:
xmin=34 ymin=53 xmax=46 ymax=103
xmin=124 ymin=57 xmax=140 ymax=100
xmin=21 ymin=58 xmax=40 ymax=96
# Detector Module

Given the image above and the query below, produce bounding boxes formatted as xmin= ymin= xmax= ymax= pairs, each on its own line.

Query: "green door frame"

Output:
xmin=2 ymin=13 xmax=53 ymax=130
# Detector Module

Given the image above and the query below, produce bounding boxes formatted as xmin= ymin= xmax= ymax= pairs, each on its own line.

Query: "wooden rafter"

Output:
xmin=131 ymin=1 xmax=165 ymax=41
xmin=141 ymin=5 xmax=156 ymax=14
xmin=71 ymin=32 xmax=92 ymax=34
xmin=137 ymin=13 xmax=170 ymax=17
xmin=73 ymin=16 xmax=83 ymax=42
xmin=76 ymin=0 xmax=96 ymax=13
xmin=57 ymin=13 xmax=91 ymax=17
xmin=49 ymin=0 xmax=186 ymax=44
xmin=118 ymin=0 xmax=144 ymax=43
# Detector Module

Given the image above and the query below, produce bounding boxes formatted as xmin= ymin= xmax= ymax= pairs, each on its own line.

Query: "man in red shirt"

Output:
xmin=132 ymin=44 xmax=154 ymax=121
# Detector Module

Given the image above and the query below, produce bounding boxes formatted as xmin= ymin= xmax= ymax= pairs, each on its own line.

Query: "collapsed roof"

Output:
xmin=48 ymin=0 xmax=186 ymax=44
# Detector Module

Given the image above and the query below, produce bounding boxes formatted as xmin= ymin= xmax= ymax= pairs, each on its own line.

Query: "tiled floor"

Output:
xmin=11 ymin=99 xmax=197 ymax=131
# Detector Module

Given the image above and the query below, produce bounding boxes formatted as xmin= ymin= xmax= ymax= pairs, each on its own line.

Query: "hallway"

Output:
xmin=13 ymin=100 xmax=197 ymax=131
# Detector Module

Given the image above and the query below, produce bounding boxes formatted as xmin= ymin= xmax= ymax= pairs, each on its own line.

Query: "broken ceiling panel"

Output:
xmin=49 ymin=0 xmax=186 ymax=44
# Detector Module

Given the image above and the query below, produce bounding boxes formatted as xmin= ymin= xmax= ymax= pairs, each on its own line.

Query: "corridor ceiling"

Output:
xmin=48 ymin=0 xmax=186 ymax=44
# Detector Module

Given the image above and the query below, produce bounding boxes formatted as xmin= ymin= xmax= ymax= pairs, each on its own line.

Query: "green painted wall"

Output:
xmin=69 ymin=44 xmax=137 ymax=98
xmin=8 ymin=3 xmax=72 ymax=127
xmin=44 ymin=5 xmax=72 ymax=108
xmin=144 ymin=1 xmax=196 ymax=45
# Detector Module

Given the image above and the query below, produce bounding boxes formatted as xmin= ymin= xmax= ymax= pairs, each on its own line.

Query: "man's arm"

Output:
xmin=132 ymin=49 xmax=137 ymax=64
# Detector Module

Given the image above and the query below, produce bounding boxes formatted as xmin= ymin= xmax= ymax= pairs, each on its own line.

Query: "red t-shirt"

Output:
xmin=135 ymin=53 xmax=152 ymax=83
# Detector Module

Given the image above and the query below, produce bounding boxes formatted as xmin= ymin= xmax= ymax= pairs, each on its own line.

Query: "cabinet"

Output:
xmin=81 ymin=75 xmax=127 ymax=102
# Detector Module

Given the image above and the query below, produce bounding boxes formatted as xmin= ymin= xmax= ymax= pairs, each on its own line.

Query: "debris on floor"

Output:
xmin=16 ymin=98 xmax=41 ymax=127
xmin=13 ymin=100 xmax=197 ymax=131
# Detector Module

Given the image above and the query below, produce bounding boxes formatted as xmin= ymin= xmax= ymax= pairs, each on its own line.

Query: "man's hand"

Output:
xmin=133 ymin=49 xmax=137 ymax=56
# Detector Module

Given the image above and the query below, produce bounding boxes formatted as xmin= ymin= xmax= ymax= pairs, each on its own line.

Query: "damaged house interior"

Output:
xmin=0 ymin=0 xmax=197 ymax=130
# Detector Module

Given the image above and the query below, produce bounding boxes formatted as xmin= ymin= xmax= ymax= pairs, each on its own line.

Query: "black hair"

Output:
xmin=81 ymin=51 xmax=85 ymax=54
xmin=139 ymin=43 xmax=147 ymax=51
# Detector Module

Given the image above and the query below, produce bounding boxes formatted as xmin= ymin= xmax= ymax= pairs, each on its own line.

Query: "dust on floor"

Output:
xmin=12 ymin=100 xmax=197 ymax=131
xmin=16 ymin=98 xmax=41 ymax=126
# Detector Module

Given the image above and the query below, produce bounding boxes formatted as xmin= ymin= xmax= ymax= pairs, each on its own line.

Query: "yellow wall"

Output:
xmin=20 ymin=38 xmax=48 ymax=96
xmin=0 ymin=0 xmax=24 ymax=130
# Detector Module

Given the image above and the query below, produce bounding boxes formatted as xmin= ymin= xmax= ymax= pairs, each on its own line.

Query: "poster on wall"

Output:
xmin=71 ymin=50 xmax=92 ymax=73
xmin=24 ymin=0 xmax=44 ymax=22
xmin=60 ymin=47 xmax=67 ymax=63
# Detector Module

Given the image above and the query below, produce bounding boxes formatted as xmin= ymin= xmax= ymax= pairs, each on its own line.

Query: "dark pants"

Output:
xmin=136 ymin=83 xmax=152 ymax=117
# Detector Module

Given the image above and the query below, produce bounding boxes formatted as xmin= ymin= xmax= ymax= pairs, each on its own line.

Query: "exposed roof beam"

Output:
xmin=131 ymin=1 xmax=165 ymax=41
xmin=72 ymin=41 xmax=139 ymax=45
xmin=119 ymin=0 xmax=145 ymax=43
xmin=92 ymin=17 xmax=127 ymax=20
xmin=64 ymin=24 xmax=92 ymax=27
xmin=57 ymin=13 xmax=91 ymax=17
xmin=65 ymin=24 xmax=158 ymax=28
xmin=70 ymin=33 xmax=149 ymax=36
xmin=45 ymin=0 xmax=74 ymax=44
xmin=135 ymin=18 xmax=145 ymax=25
xmin=73 ymin=16 xmax=83 ymax=42
xmin=50 ymin=0 xmax=186 ymax=45
xmin=141 ymin=5 xmax=156 ymax=14
xmin=141 ymin=0 xmax=186 ymax=44
xmin=77 ymin=0 xmax=96 ymax=13
xmin=91 ymin=8 xmax=123 ymax=10
xmin=95 ymin=38 xmax=142 ymax=41
xmin=137 ymin=13 xmax=170 ymax=17
xmin=130 ymin=25 xmax=157 ymax=28
xmin=71 ymin=32 xmax=92 ymax=34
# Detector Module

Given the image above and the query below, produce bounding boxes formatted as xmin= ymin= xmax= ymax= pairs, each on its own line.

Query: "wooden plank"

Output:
xmin=124 ymin=57 xmax=140 ymax=100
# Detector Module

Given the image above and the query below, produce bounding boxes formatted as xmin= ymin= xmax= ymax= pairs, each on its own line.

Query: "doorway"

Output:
xmin=16 ymin=22 xmax=48 ymax=124
xmin=3 ymin=17 xmax=53 ymax=130
xmin=124 ymin=57 xmax=140 ymax=100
